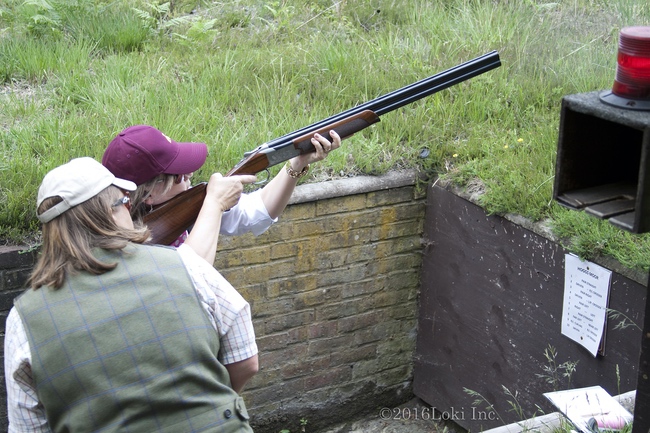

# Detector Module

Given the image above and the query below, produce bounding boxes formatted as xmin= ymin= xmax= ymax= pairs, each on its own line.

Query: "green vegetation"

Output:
xmin=1 ymin=0 xmax=649 ymax=271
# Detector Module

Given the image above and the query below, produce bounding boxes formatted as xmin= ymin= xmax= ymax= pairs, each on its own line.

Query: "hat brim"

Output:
xmin=164 ymin=141 xmax=208 ymax=175
xmin=112 ymin=177 xmax=137 ymax=191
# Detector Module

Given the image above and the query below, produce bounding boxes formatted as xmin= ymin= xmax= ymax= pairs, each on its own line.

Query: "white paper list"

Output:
xmin=561 ymin=254 xmax=612 ymax=357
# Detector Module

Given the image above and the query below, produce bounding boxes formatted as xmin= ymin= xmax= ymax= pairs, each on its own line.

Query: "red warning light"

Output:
xmin=600 ymin=26 xmax=650 ymax=111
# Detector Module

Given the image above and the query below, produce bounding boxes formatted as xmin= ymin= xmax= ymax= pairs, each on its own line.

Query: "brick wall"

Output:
xmin=0 ymin=170 xmax=426 ymax=433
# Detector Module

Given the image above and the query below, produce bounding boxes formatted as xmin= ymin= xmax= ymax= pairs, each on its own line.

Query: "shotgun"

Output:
xmin=144 ymin=50 xmax=501 ymax=245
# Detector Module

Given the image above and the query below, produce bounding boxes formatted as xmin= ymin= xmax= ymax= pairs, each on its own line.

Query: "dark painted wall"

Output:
xmin=415 ymin=184 xmax=646 ymax=431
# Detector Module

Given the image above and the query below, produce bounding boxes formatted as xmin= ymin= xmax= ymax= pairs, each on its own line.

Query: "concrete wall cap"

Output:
xmin=289 ymin=169 xmax=421 ymax=205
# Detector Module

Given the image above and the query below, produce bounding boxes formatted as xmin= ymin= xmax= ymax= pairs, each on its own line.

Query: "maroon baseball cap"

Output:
xmin=102 ymin=125 xmax=208 ymax=185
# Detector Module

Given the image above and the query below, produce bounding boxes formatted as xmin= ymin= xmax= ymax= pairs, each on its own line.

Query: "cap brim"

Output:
xmin=164 ymin=141 xmax=208 ymax=175
xmin=113 ymin=177 xmax=137 ymax=191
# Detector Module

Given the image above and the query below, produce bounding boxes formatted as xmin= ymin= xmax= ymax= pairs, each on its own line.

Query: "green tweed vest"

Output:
xmin=15 ymin=243 xmax=253 ymax=433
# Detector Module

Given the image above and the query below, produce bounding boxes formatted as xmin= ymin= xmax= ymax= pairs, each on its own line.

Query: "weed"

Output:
xmin=132 ymin=1 xmax=192 ymax=36
xmin=463 ymin=387 xmax=504 ymax=425
xmin=464 ymin=345 xmax=576 ymax=426
xmin=607 ymin=309 xmax=642 ymax=332
xmin=536 ymin=345 xmax=579 ymax=391
xmin=465 ymin=345 xmax=635 ymax=432
xmin=277 ymin=417 xmax=308 ymax=433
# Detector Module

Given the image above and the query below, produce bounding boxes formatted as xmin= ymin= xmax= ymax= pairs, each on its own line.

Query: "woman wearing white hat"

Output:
xmin=5 ymin=157 xmax=257 ymax=432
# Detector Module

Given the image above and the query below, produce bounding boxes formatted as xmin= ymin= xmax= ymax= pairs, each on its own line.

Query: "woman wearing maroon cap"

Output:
xmin=102 ymin=125 xmax=340 ymax=264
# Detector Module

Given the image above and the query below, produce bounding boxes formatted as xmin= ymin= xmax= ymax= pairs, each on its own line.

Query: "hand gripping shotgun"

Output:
xmin=144 ymin=51 xmax=501 ymax=245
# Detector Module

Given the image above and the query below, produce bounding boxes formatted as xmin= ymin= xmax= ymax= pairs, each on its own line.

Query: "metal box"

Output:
xmin=553 ymin=91 xmax=650 ymax=233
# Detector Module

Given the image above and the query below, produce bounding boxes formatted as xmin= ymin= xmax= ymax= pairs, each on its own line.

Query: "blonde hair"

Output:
xmin=129 ymin=173 xmax=176 ymax=222
xmin=28 ymin=186 xmax=151 ymax=290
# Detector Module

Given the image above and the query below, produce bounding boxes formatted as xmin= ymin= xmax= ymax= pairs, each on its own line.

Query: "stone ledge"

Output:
xmin=289 ymin=169 xmax=422 ymax=205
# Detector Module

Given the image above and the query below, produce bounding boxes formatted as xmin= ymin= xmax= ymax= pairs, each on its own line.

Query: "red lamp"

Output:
xmin=600 ymin=26 xmax=650 ymax=111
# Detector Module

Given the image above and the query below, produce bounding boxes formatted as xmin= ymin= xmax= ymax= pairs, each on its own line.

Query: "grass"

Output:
xmin=1 ymin=0 xmax=649 ymax=271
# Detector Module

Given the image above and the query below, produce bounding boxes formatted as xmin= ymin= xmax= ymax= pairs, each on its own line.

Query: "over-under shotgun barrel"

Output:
xmin=144 ymin=51 xmax=501 ymax=245
xmin=261 ymin=50 xmax=501 ymax=147
xmin=225 ymin=51 xmax=501 ymax=176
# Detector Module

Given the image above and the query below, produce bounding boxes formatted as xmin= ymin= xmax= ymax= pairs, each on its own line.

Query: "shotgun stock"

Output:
xmin=144 ymin=181 xmax=209 ymax=245
xmin=144 ymin=51 xmax=501 ymax=245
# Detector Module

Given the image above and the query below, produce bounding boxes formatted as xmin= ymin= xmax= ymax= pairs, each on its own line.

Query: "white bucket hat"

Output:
xmin=37 ymin=157 xmax=136 ymax=223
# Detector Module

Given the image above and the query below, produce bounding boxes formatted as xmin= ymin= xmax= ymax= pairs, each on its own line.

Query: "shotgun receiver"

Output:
xmin=144 ymin=50 xmax=501 ymax=245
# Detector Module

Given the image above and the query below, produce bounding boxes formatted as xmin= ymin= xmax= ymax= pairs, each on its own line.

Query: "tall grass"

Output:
xmin=0 ymin=0 xmax=649 ymax=271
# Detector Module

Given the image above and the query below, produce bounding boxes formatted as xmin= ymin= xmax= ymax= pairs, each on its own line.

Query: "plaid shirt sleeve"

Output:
xmin=177 ymin=244 xmax=258 ymax=365
xmin=4 ymin=308 xmax=52 ymax=433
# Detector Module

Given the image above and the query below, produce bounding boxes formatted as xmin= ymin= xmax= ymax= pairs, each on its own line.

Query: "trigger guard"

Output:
xmin=255 ymin=169 xmax=270 ymax=185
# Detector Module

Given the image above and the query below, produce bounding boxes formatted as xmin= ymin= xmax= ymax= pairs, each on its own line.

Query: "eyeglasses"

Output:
xmin=174 ymin=173 xmax=193 ymax=184
xmin=111 ymin=193 xmax=132 ymax=212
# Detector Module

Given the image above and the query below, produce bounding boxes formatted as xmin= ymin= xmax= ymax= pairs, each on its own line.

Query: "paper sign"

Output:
xmin=544 ymin=386 xmax=633 ymax=433
xmin=561 ymin=254 xmax=612 ymax=357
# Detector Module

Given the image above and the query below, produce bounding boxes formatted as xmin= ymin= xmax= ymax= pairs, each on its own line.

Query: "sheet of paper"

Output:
xmin=561 ymin=254 xmax=612 ymax=357
xmin=544 ymin=386 xmax=633 ymax=433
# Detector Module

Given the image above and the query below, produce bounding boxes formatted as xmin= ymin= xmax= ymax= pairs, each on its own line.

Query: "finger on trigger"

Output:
xmin=240 ymin=174 xmax=257 ymax=184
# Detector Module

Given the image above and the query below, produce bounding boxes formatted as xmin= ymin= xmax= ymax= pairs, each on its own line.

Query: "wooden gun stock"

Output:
xmin=144 ymin=182 xmax=208 ymax=246
xmin=144 ymin=51 xmax=502 ymax=245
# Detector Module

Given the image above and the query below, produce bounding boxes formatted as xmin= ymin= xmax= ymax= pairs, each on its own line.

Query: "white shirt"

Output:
xmin=4 ymin=243 xmax=257 ymax=433
xmin=170 ymin=189 xmax=277 ymax=247
xmin=221 ymin=189 xmax=277 ymax=236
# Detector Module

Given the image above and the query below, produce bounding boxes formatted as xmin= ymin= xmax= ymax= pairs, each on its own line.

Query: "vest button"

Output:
xmin=224 ymin=409 xmax=233 ymax=419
